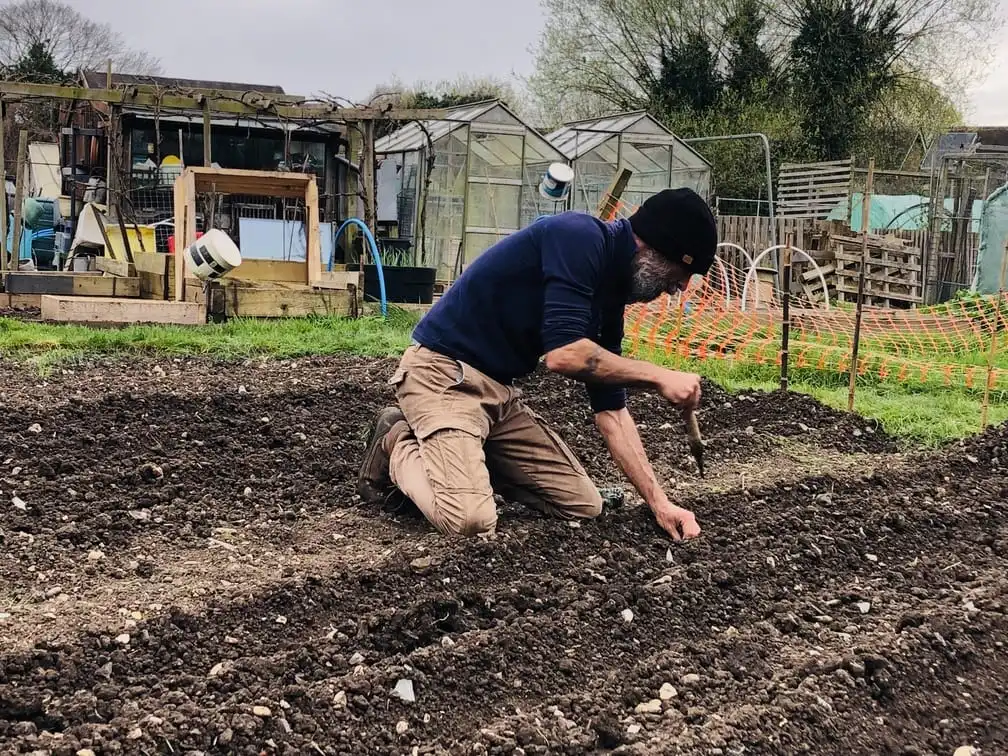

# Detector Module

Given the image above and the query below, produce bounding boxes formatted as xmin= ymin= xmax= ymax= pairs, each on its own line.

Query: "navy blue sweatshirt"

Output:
xmin=411 ymin=211 xmax=637 ymax=413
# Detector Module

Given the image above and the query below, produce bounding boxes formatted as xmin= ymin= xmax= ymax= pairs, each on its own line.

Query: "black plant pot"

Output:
xmin=347 ymin=264 xmax=437 ymax=305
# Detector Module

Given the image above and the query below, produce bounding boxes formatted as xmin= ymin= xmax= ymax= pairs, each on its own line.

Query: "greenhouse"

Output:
xmin=375 ymin=100 xmax=571 ymax=282
xmin=545 ymin=111 xmax=713 ymax=214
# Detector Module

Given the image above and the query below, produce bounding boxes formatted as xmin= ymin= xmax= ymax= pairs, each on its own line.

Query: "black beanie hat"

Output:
xmin=628 ymin=188 xmax=718 ymax=275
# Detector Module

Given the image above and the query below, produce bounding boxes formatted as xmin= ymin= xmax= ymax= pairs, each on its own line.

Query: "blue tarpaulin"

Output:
xmin=827 ymin=193 xmax=984 ymax=233
xmin=971 ymin=182 xmax=1008 ymax=294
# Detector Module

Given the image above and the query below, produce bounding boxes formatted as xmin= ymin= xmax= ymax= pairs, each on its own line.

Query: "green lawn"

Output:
xmin=639 ymin=347 xmax=1008 ymax=446
xmin=0 ymin=308 xmax=418 ymax=369
xmin=0 ymin=308 xmax=1003 ymax=447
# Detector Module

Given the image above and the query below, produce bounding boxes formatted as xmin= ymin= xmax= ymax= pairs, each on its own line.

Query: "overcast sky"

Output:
xmin=78 ymin=0 xmax=1008 ymax=125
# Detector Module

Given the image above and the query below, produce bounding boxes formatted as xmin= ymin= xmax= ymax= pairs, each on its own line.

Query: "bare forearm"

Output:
xmin=544 ymin=338 xmax=664 ymax=390
xmin=595 ymin=408 xmax=669 ymax=510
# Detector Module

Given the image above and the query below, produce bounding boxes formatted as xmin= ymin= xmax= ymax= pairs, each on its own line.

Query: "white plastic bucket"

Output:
xmin=539 ymin=162 xmax=574 ymax=201
xmin=184 ymin=228 xmax=242 ymax=280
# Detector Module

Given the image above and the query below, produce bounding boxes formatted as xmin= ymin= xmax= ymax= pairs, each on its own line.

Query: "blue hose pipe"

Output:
xmin=329 ymin=218 xmax=387 ymax=318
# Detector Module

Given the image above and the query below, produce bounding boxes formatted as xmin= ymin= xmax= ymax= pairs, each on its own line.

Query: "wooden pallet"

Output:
xmin=831 ymin=233 xmax=922 ymax=308
xmin=799 ymin=263 xmax=836 ymax=305
xmin=777 ymin=160 xmax=852 ymax=220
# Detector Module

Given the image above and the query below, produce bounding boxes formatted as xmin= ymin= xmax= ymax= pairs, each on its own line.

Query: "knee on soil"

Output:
xmin=550 ymin=476 xmax=605 ymax=520
xmin=429 ymin=490 xmax=498 ymax=537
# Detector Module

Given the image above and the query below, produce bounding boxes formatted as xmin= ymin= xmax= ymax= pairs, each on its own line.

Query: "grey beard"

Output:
xmin=628 ymin=269 xmax=667 ymax=303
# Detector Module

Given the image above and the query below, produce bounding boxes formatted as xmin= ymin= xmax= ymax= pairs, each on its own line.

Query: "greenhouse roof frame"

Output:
xmin=374 ymin=99 xmax=569 ymax=159
xmin=546 ymin=110 xmax=711 ymax=168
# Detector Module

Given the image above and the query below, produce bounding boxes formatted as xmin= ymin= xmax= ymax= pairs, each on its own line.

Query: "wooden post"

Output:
xmin=173 ymin=169 xmax=196 ymax=302
xmin=361 ymin=119 xmax=377 ymax=232
xmin=305 ymin=177 xmax=322 ymax=286
xmin=107 ymin=105 xmax=120 ymax=220
xmin=10 ymin=129 xmax=27 ymax=272
xmin=202 ymin=100 xmax=212 ymax=167
xmin=597 ymin=168 xmax=633 ymax=220
xmin=847 ymin=158 xmax=875 ymax=413
xmin=780 ymin=233 xmax=793 ymax=392
xmin=981 ymin=239 xmax=1008 ymax=428
xmin=0 ymin=97 xmax=7 ymax=273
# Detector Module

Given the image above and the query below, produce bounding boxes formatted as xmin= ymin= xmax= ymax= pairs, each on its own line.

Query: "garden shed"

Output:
xmin=546 ymin=111 xmax=712 ymax=213
xmin=374 ymin=100 xmax=570 ymax=282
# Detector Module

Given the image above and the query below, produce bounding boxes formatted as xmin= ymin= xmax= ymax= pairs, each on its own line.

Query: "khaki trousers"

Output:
xmin=387 ymin=344 xmax=603 ymax=536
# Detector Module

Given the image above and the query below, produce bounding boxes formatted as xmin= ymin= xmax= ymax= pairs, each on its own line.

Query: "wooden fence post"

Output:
xmin=9 ymin=129 xmax=27 ymax=272
xmin=847 ymin=158 xmax=875 ymax=413
xmin=0 ymin=97 xmax=6 ymax=273
xmin=981 ymin=238 xmax=1008 ymax=428
xmin=780 ymin=233 xmax=793 ymax=391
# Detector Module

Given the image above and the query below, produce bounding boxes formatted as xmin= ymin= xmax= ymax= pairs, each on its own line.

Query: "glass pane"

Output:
xmin=474 ymin=104 xmax=520 ymax=126
xmin=399 ymin=151 xmax=420 ymax=239
xmin=376 ymin=151 xmax=421 ymax=239
xmin=571 ymin=140 xmax=618 ymax=213
xmin=514 ymin=133 xmax=568 ymax=227
xmin=418 ymin=130 xmax=468 ymax=277
xmin=671 ymin=147 xmax=705 ymax=170
xmin=376 ymin=153 xmax=403 ymax=223
xmin=621 ymin=190 xmax=650 ymax=212
xmin=469 ymin=131 xmax=523 ymax=181
xmin=670 ymin=167 xmax=712 ymax=199
xmin=287 ymin=140 xmax=325 ymax=174
xmin=623 ymin=115 xmax=667 ymax=135
xmin=464 ymin=231 xmax=507 ymax=267
xmin=620 ymin=141 xmax=672 ymax=210
xmin=623 ymin=142 xmax=670 ymax=186
xmin=521 ymin=161 xmax=560 ymax=226
xmin=466 ymin=182 xmax=520 ymax=230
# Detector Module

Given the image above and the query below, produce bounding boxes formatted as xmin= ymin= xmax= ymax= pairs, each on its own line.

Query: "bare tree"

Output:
xmin=524 ymin=0 xmax=743 ymax=127
xmin=367 ymin=74 xmax=528 ymax=115
xmin=0 ymin=0 xmax=161 ymax=76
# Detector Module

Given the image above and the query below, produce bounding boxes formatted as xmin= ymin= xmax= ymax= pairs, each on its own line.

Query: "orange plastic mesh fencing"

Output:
xmin=608 ymin=198 xmax=1008 ymax=394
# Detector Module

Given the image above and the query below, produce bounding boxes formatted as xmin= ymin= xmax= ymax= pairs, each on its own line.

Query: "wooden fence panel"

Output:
xmin=716 ymin=216 xmax=815 ymax=257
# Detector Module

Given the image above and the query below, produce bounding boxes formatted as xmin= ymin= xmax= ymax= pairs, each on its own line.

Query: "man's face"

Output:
xmin=627 ymin=247 xmax=694 ymax=304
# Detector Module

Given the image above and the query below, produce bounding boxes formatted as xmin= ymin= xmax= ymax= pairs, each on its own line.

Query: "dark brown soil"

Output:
xmin=0 ymin=305 xmax=40 ymax=321
xmin=0 ymin=354 xmax=1003 ymax=756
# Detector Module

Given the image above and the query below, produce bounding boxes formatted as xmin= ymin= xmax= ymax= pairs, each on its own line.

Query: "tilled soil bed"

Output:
xmin=0 ymin=354 xmax=1004 ymax=756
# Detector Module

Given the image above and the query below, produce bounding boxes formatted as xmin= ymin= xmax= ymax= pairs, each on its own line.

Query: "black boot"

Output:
xmin=357 ymin=406 xmax=406 ymax=505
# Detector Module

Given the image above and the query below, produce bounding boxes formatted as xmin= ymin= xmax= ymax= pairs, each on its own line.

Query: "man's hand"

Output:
xmin=656 ymin=370 xmax=701 ymax=411
xmin=653 ymin=502 xmax=701 ymax=540
xmin=594 ymin=407 xmax=704 ymax=542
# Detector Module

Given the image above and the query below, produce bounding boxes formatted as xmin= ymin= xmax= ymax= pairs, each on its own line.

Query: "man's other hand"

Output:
xmin=657 ymin=370 xmax=701 ymax=411
xmin=654 ymin=503 xmax=702 ymax=541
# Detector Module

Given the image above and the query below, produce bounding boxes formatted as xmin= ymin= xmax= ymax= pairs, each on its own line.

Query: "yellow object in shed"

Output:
xmin=105 ymin=225 xmax=156 ymax=259
xmin=70 ymin=202 xmax=158 ymax=261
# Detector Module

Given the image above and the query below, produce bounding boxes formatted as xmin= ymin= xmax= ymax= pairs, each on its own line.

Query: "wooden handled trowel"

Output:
xmin=684 ymin=410 xmax=705 ymax=478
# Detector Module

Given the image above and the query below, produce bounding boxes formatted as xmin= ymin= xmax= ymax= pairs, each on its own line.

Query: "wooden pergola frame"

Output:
xmin=0 ymin=80 xmax=453 ymax=237
xmin=172 ymin=167 xmax=321 ymax=302
xmin=0 ymin=81 xmax=450 ymax=121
